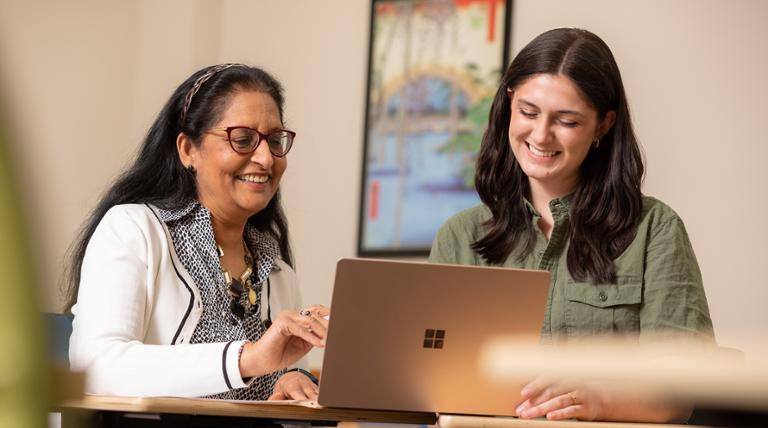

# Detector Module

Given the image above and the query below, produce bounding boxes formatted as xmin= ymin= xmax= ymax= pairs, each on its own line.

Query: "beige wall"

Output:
xmin=1 ymin=0 xmax=766 ymax=369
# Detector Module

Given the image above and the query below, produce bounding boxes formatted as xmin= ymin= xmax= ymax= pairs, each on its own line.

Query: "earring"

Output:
xmin=186 ymin=165 xmax=196 ymax=174
xmin=593 ymin=138 xmax=601 ymax=149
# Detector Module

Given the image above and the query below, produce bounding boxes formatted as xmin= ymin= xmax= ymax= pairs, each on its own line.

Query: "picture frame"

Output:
xmin=357 ymin=0 xmax=512 ymax=256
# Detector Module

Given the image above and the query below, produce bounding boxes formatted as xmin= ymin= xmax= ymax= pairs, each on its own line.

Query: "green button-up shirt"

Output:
xmin=429 ymin=196 xmax=714 ymax=343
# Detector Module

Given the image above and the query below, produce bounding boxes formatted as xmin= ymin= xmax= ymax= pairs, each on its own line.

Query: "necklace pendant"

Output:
xmin=248 ymin=288 xmax=257 ymax=305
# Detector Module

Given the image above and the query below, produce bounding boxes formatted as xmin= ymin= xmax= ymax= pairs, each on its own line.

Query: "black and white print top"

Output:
xmin=154 ymin=200 xmax=284 ymax=400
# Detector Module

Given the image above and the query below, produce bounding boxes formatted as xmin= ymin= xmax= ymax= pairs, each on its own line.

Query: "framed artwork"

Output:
xmin=358 ymin=0 xmax=512 ymax=256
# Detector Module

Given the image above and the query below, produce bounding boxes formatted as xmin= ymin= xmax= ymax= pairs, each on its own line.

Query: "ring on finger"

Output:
xmin=300 ymin=309 xmax=312 ymax=317
xmin=567 ymin=391 xmax=578 ymax=405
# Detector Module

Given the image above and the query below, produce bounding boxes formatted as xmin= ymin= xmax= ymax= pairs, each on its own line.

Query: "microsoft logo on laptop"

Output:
xmin=423 ymin=329 xmax=445 ymax=349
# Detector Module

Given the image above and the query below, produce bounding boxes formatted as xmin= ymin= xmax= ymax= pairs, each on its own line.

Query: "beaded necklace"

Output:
xmin=216 ymin=241 xmax=258 ymax=319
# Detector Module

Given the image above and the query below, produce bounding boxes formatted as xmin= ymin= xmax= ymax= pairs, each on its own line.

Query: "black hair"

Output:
xmin=64 ymin=64 xmax=293 ymax=312
xmin=473 ymin=28 xmax=644 ymax=284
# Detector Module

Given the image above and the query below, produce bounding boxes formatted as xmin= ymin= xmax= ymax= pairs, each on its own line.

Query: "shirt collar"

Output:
xmin=523 ymin=192 xmax=574 ymax=218
xmin=152 ymin=199 xmax=200 ymax=223
xmin=153 ymin=199 xmax=283 ymax=273
xmin=523 ymin=198 xmax=539 ymax=218
xmin=244 ymin=226 xmax=281 ymax=274
xmin=549 ymin=193 xmax=573 ymax=214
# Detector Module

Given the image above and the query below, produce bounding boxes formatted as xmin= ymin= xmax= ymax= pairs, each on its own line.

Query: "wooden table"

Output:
xmin=56 ymin=395 xmax=436 ymax=427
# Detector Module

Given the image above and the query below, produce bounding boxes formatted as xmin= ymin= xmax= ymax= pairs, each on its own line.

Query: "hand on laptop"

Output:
xmin=269 ymin=370 xmax=319 ymax=400
xmin=238 ymin=305 xmax=330 ymax=378
xmin=299 ymin=304 xmax=331 ymax=322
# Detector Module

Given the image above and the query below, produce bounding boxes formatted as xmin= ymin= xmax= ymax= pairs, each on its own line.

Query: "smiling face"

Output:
xmin=508 ymin=73 xmax=613 ymax=194
xmin=180 ymin=90 xmax=287 ymax=224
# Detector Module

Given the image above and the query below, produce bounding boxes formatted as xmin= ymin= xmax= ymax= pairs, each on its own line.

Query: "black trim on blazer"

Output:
xmin=145 ymin=203 xmax=195 ymax=345
xmin=264 ymin=278 xmax=272 ymax=329
xmin=222 ymin=341 xmax=235 ymax=390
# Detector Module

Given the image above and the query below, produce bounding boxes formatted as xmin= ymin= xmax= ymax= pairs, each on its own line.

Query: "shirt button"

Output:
xmin=598 ymin=292 xmax=608 ymax=302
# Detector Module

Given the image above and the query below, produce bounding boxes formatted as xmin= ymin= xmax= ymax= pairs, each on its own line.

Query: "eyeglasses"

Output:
xmin=207 ymin=126 xmax=295 ymax=157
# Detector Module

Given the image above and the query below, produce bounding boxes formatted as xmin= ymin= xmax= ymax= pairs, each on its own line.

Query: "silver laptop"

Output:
xmin=317 ymin=258 xmax=550 ymax=416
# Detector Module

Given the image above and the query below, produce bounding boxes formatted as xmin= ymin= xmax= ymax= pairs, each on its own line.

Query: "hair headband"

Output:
xmin=181 ymin=63 xmax=247 ymax=123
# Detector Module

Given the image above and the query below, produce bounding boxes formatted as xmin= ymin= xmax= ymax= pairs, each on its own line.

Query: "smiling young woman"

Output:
xmin=429 ymin=28 xmax=714 ymax=423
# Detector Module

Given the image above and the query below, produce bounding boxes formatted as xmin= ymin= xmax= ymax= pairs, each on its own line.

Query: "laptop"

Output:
xmin=316 ymin=258 xmax=550 ymax=416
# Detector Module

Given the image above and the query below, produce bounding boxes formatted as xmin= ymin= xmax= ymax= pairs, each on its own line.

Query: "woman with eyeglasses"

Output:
xmin=66 ymin=64 xmax=328 ymax=400
xmin=430 ymin=29 xmax=715 ymax=422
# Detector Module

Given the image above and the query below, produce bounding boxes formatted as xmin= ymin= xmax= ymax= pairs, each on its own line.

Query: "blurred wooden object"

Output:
xmin=438 ymin=414 xmax=696 ymax=428
xmin=52 ymin=367 xmax=85 ymax=403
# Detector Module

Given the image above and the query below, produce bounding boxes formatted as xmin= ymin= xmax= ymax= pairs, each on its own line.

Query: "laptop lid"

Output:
xmin=317 ymin=258 xmax=550 ymax=416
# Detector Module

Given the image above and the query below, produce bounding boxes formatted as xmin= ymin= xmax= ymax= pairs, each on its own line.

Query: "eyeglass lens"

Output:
xmin=229 ymin=127 xmax=292 ymax=156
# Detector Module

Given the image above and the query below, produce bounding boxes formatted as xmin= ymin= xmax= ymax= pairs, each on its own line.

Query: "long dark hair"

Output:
xmin=473 ymin=28 xmax=643 ymax=284
xmin=64 ymin=64 xmax=293 ymax=312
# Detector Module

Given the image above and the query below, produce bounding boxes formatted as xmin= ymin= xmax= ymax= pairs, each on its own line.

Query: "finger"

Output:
xmin=303 ymin=382 xmax=318 ymax=400
xmin=519 ymin=393 xmax=576 ymax=419
xmin=306 ymin=319 xmax=328 ymax=344
xmin=314 ymin=314 xmax=329 ymax=330
xmin=300 ymin=305 xmax=328 ymax=319
xmin=303 ymin=304 xmax=329 ymax=316
xmin=520 ymin=375 xmax=555 ymax=399
xmin=312 ymin=304 xmax=331 ymax=318
xmin=547 ymin=404 xmax=583 ymax=421
xmin=284 ymin=313 xmax=325 ymax=347
xmin=306 ymin=316 xmax=328 ymax=338
xmin=285 ymin=384 xmax=309 ymax=400
xmin=294 ymin=327 xmax=325 ymax=348
xmin=268 ymin=392 xmax=286 ymax=400
xmin=525 ymin=380 xmax=574 ymax=407
xmin=526 ymin=386 xmax=559 ymax=407
xmin=515 ymin=398 xmax=532 ymax=415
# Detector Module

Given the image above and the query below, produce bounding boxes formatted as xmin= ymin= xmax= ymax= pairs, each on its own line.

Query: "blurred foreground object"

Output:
xmin=481 ymin=336 xmax=768 ymax=411
xmin=0 ymin=98 xmax=48 ymax=426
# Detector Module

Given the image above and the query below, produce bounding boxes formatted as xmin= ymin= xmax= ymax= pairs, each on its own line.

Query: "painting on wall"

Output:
xmin=358 ymin=0 xmax=511 ymax=256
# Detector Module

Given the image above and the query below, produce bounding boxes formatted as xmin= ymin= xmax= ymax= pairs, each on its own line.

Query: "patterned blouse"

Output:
xmin=154 ymin=200 xmax=285 ymax=400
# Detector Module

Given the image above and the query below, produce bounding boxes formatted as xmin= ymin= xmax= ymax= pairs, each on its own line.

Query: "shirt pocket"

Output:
xmin=564 ymin=277 xmax=643 ymax=338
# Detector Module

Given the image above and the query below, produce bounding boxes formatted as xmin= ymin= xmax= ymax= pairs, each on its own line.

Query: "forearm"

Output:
xmin=239 ymin=341 xmax=270 ymax=378
xmin=71 ymin=337 xmax=247 ymax=397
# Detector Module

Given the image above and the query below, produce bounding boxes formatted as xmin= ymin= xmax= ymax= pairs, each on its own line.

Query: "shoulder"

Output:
xmin=430 ymin=204 xmax=490 ymax=265
xmin=630 ymin=196 xmax=698 ymax=254
xmin=82 ymin=204 xmax=166 ymax=273
xmin=273 ymin=258 xmax=296 ymax=276
xmin=437 ymin=204 xmax=491 ymax=239
xmin=640 ymin=196 xmax=682 ymax=224
xmin=637 ymin=196 xmax=688 ymax=236
xmin=100 ymin=203 xmax=161 ymax=228
xmin=271 ymin=258 xmax=299 ymax=290
xmin=91 ymin=203 xmax=167 ymax=250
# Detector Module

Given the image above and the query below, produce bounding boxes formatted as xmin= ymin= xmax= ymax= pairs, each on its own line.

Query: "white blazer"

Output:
xmin=69 ymin=203 xmax=306 ymax=397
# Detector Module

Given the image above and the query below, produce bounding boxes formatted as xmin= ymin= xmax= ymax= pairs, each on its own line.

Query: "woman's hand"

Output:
xmin=239 ymin=305 xmax=330 ymax=378
xmin=516 ymin=376 xmax=691 ymax=423
xmin=268 ymin=371 xmax=319 ymax=400
xmin=516 ymin=377 xmax=603 ymax=421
